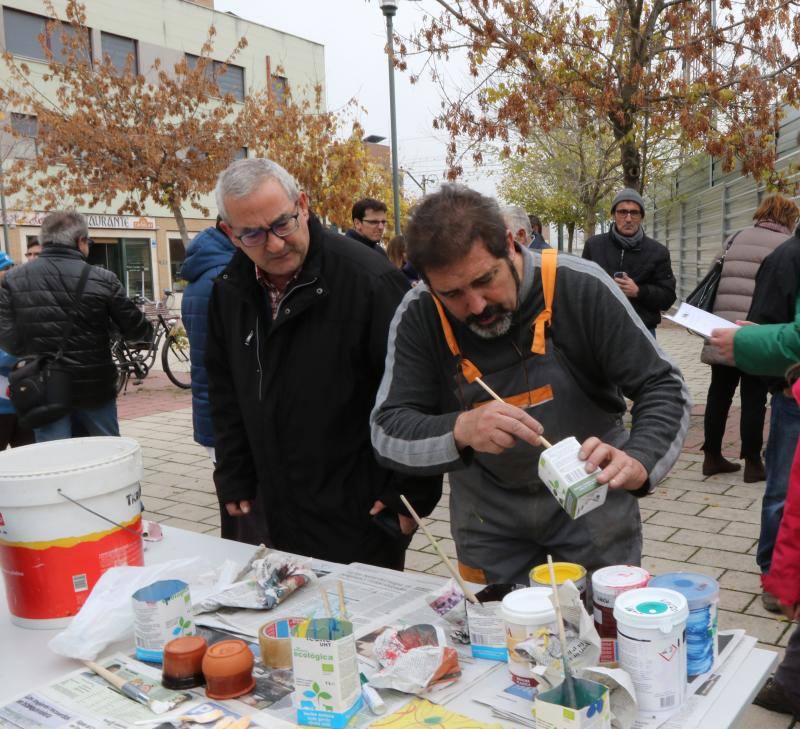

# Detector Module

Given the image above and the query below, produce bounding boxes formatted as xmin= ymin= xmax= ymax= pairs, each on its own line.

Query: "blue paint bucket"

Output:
xmin=649 ymin=572 xmax=719 ymax=677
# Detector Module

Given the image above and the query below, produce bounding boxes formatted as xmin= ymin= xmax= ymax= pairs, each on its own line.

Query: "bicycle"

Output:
xmin=112 ymin=289 xmax=191 ymax=393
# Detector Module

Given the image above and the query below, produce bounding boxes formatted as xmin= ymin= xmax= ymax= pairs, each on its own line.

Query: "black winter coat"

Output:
xmin=206 ymin=215 xmax=441 ymax=565
xmin=0 ymin=246 xmax=151 ymax=408
xmin=582 ymin=231 xmax=677 ymax=328
xmin=747 ymin=232 xmax=800 ymax=390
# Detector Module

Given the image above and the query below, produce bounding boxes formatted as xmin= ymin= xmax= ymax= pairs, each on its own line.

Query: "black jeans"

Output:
xmin=703 ymin=364 xmax=768 ymax=459
xmin=0 ymin=412 xmax=34 ymax=450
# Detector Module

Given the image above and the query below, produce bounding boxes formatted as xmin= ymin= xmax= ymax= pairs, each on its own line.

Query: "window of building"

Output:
xmin=169 ymin=238 xmax=188 ymax=291
xmin=2 ymin=7 xmax=89 ymax=64
xmin=9 ymin=113 xmax=38 ymax=158
xmin=101 ymin=32 xmax=137 ymax=73
xmin=270 ymin=75 xmax=288 ymax=104
xmin=185 ymin=54 xmax=245 ymax=102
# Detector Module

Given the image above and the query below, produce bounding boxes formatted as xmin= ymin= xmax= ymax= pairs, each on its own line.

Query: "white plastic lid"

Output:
xmin=592 ymin=565 xmax=651 ymax=589
xmin=501 ymin=587 xmax=555 ymax=625
xmin=613 ymin=587 xmax=689 ymax=633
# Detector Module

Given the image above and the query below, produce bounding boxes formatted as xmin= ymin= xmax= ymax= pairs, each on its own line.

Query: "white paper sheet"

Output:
xmin=664 ymin=303 xmax=739 ymax=339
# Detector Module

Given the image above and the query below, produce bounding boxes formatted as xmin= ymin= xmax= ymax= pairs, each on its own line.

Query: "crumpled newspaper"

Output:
xmin=194 ymin=546 xmax=314 ymax=613
xmin=368 ymin=624 xmax=461 ymax=695
xmin=513 ymin=580 xmax=601 ymax=687
xmin=580 ymin=666 xmax=638 ymax=729
xmin=425 ymin=579 xmax=470 ymax=644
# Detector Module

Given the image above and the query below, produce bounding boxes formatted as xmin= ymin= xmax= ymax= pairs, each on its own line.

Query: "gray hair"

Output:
xmin=500 ymin=204 xmax=532 ymax=241
xmin=40 ymin=211 xmax=88 ymax=248
xmin=215 ymin=158 xmax=300 ymax=222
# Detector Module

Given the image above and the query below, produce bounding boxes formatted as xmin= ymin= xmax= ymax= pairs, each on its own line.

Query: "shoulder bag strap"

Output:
xmin=52 ymin=263 xmax=93 ymax=360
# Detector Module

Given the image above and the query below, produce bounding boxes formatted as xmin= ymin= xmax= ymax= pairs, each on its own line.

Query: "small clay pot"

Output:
xmin=202 ymin=639 xmax=255 ymax=700
xmin=162 ymin=635 xmax=207 ymax=689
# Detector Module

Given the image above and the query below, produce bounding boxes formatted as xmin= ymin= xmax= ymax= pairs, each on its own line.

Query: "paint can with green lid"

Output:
xmin=614 ymin=587 xmax=688 ymax=716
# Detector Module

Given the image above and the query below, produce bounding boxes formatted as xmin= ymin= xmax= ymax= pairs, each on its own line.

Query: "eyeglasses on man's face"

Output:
xmin=235 ymin=206 xmax=301 ymax=247
xmin=615 ymin=208 xmax=642 ymax=220
xmin=360 ymin=217 xmax=388 ymax=227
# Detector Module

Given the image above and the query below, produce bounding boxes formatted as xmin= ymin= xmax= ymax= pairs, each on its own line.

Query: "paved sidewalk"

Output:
xmin=121 ymin=323 xmax=797 ymax=729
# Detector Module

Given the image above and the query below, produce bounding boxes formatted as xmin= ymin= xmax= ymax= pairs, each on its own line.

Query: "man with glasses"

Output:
xmin=346 ymin=198 xmax=389 ymax=257
xmin=582 ymin=188 xmax=676 ymax=336
xmin=0 ymin=211 xmax=150 ymax=440
xmin=206 ymin=158 xmax=441 ymax=568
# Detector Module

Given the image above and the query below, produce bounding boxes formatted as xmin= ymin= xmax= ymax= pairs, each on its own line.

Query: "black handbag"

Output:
xmin=684 ymin=230 xmax=742 ymax=312
xmin=9 ymin=264 xmax=92 ymax=429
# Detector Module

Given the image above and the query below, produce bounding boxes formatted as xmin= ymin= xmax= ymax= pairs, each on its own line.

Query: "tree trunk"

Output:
xmin=583 ymin=206 xmax=597 ymax=239
xmin=169 ymin=202 xmax=191 ymax=250
xmin=620 ymin=136 xmax=641 ymax=191
xmin=567 ymin=222 xmax=575 ymax=253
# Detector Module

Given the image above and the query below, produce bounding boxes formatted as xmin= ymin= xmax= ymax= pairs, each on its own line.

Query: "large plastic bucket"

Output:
xmin=0 ymin=437 xmax=144 ymax=629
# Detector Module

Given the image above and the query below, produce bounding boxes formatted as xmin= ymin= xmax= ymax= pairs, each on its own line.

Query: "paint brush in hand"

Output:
xmin=547 ymin=554 xmax=578 ymax=709
xmin=474 ymin=376 xmax=552 ymax=448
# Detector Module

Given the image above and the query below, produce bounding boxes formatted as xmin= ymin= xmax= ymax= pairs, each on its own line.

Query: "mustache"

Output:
xmin=466 ymin=304 xmax=510 ymax=327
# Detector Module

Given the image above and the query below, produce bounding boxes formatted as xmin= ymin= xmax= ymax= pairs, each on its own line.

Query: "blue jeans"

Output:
xmin=757 ymin=392 xmax=800 ymax=572
xmin=34 ymin=400 xmax=120 ymax=442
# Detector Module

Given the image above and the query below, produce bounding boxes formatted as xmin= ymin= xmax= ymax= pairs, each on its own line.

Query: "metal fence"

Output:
xmin=646 ymin=106 xmax=800 ymax=299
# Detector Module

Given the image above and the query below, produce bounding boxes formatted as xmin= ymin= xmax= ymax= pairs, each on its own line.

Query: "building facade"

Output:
xmin=0 ymin=0 xmax=325 ymax=298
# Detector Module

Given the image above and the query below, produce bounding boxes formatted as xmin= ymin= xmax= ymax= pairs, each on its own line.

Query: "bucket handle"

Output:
xmin=57 ymin=488 xmax=143 ymax=543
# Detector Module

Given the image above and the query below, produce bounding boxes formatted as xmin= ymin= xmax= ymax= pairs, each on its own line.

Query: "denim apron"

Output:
xmin=433 ymin=250 xmax=642 ymax=585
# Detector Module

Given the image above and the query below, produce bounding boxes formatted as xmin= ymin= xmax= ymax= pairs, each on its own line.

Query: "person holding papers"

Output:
xmin=371 ymin=184 xmax=690 ymax=585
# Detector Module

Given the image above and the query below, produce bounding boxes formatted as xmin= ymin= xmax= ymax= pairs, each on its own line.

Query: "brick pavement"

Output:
xmin=121 ymin=322 xmax=797 ymax=728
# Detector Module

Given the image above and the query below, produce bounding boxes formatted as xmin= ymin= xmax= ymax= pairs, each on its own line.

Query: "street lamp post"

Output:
xmin=378 ymin=0 xmax=402 ymax=236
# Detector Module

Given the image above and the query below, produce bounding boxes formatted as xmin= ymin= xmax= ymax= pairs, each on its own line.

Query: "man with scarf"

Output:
xmin=582 ymin=189 xmax=676 ymax=336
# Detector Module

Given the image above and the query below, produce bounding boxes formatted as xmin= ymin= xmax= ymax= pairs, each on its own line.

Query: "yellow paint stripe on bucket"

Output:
xmin=0 ymin=515 xmax=141 ymax=550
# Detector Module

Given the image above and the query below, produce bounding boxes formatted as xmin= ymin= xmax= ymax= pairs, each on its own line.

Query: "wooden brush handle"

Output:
xmin=84 ymin=661 xmax=127 ymax=690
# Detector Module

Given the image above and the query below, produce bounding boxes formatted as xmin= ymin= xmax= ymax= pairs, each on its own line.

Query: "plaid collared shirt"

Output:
xmin=255 ymin=264 xmax=301 ymax=319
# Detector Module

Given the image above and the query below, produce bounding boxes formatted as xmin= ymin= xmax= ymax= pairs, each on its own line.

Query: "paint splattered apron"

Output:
xmin=433 ymin=249 xmax=642 ymax=585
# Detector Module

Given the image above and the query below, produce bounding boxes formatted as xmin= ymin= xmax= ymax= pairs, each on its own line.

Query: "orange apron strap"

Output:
xmin=531 ymin=248 xmax=557 ymax=355
xmin=431 ymin=294 xmax=482 ymax=383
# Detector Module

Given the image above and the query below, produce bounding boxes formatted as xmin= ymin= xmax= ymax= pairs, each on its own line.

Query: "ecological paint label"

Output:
xmin=538 ymin=437 xmax=607 ymax=518
xmin=466 ymin=584 xmax=520 ymax=661
xmin=132 ymin=579 xmax=194 ymax=662
xmin=534 ymin=677 xmax=611 ymax=729
xmin=291 ymin=618 xmax=363 ymax=728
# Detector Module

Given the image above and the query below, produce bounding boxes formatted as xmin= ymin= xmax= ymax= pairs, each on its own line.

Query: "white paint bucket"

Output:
xmin=614 ymin=587 xmax=689 ymax=715
xmin=501 ymin=587 xmax=556 ymax=687
xmin=0 ymin=437 xmax=144 ymax=628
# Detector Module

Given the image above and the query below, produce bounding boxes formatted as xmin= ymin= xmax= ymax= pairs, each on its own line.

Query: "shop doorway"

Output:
xmin=87 ymin=237 xmax=154 ymax=299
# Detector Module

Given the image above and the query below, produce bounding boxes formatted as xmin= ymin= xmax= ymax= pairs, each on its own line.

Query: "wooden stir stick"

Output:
xmin=547 ymin=554 xmax=578 ymax=709
xmin=474 ymin=376 xmax=553 ymax=449
xmin=399 ymin=494 xmax=480 ymax=604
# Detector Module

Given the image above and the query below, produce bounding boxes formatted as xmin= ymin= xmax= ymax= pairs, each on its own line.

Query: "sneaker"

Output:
xmin=761 ymin=591 xmax=782 ymax=613
xmin=702 ymin=452 xmax=741 ymax=476
xmin=744 ymin=458 xmax=766 ymax=483
xmin=753 ymin=678 xmax=800 ymax=719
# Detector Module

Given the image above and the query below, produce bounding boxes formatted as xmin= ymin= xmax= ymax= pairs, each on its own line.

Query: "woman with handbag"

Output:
xmin=701 ymin=194 xmax=799 ymax=480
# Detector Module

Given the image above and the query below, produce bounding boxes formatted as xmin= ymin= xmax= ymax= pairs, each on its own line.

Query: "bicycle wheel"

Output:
xmin=162 ymin=334 xmax=192 ymax=389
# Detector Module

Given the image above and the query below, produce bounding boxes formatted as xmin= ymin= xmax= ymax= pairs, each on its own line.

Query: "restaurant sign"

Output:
xmin=6 ymin=211 xmax=156 ymax=230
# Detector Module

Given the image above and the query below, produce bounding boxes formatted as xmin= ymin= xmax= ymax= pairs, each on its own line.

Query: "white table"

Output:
xmin=0 ymin=526 xmax=778 ymax=727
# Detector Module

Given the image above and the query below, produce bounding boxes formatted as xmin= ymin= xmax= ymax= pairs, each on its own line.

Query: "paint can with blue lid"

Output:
xmin=614 ymin=587 xmax=688 ymax=715
xmin=649 ymin=572 xmax=719 ymax=677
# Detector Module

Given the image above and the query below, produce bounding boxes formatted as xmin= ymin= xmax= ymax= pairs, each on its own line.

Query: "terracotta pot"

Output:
xmin=201 ymin=639 xmax=255 ymax=700
xmin=162 ymin=635 xmax=207 ymax=690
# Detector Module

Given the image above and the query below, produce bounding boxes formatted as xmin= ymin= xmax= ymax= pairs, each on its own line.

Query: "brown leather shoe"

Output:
xmin=753 ymin=678 xmax=800 ymax=719
xmin=702 ymin=452 xmax=741 ymax=476
xmin=744 ymin=458 xmax=766 ymax=483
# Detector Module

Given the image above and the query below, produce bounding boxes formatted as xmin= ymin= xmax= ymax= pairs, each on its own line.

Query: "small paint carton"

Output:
xmin=466 ymin=583 xmax=519 ymax=661
xmin=534 ymin=677 xmax=611 ymax=729
xmin=291 ymin=618 xmax=363 ymax=728
xmin=538 ymin=437 xmax=606 ymax=519
xmin=132 ymin=579 xmax=194 ymax=662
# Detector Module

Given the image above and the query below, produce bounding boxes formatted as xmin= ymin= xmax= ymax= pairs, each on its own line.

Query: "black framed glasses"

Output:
xmin=235 ymin=207 xmax=301 ymax=247
xmin=360 ymin=218 xmax=388 ymax=227
xmin=615 ymin=208 xmax=642 ymax=219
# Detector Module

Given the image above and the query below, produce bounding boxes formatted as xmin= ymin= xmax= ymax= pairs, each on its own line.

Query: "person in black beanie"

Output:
xmin=582 ymin=188 xmax=676 ymax=336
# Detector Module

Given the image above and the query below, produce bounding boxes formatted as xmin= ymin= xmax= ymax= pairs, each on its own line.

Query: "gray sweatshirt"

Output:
xmin=370 ymin=246 xmax=691 ymax=486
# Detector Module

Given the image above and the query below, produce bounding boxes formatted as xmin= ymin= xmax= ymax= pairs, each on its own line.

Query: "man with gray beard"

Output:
xmin=371 ymin=184 xmax=690 ymax=585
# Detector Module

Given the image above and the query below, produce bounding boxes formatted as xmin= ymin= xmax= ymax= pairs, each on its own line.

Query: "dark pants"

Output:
xmin=776 ymin=622 xmax=800 ymax=713
xmin=703 ymin=364 xmax=768 ymax=459
xmin=0 ymin=412 xmax=34 ymax=450
xmin=758 ymin=393 xmax=800 ymax=572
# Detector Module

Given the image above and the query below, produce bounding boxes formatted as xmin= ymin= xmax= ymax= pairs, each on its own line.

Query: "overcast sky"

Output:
xmin=215 ymin=0 xmax=499 ymax=198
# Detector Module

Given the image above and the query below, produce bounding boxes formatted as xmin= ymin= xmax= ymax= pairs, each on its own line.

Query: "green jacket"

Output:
xmin=734 ymin=292 xmax=800 ymax=377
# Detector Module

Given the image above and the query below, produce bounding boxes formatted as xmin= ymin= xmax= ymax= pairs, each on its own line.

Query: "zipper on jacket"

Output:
xmin=255 ymin=315 xmax=263 ymax=402
xmin=275 ymin=276 xmax=319 ymax=317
